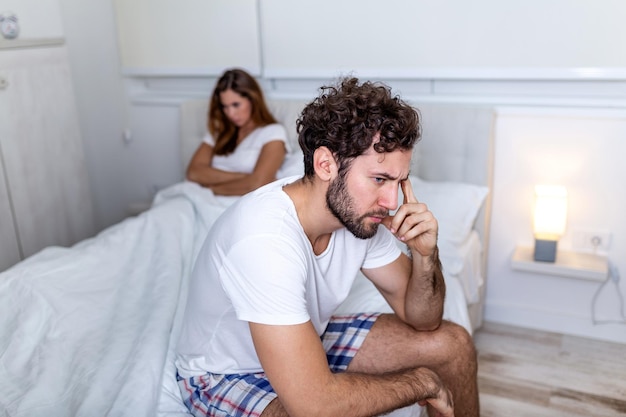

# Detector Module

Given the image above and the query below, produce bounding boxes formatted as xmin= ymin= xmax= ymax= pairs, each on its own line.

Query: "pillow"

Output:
xmin=403 ymin=175 xmax=489 ymax=244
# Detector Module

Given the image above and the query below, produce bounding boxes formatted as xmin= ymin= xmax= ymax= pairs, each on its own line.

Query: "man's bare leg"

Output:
xmin=347 ymin=315 xmax=479 ymax=417
xmin=260 ymin=315 xmax=478 ymax=417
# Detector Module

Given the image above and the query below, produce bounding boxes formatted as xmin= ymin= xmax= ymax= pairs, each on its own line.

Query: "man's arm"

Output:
xmin=249 ymin=321 xmax=453 ymax=417
xmin=371 ymin=178 xmax=446 ymax=330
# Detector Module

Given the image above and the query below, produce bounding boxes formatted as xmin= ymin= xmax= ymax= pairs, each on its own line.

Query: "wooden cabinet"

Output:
xmin=0 ymin=45 xmax=95 ymax=271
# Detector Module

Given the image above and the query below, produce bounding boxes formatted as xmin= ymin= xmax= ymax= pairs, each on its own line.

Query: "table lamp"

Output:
xmin=533 ymin=185 xmax=568 ymax=262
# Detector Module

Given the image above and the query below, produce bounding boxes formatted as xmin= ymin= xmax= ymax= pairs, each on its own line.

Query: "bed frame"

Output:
xmin=179 ymin=97 xmax=495 ymax=330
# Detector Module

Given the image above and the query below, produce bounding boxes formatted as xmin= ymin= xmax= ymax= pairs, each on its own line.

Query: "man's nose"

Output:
xmin=379 ymin=185 xmax=399 ymax=211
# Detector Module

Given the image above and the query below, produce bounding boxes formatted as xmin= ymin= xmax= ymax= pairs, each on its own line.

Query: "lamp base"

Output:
xmin=534 ymin=238 xmax=558 ymax=262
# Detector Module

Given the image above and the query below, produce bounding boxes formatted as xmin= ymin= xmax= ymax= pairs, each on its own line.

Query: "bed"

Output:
xmin=0 ymin=97 xmax=494 ymax=417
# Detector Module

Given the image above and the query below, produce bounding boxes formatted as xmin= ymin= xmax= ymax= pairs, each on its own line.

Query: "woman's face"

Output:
xmin=219 ymin=89 xmax=254 ymax=128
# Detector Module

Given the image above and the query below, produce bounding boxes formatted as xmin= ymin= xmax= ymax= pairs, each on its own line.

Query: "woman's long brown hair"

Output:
xmin=208 ymin=68 xmax=277 ymax=155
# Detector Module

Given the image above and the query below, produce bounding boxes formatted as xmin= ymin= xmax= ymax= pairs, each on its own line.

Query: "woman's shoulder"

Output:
xmin=202 ymin=132 xmax=215 ymax=146
xmin=257 ymin=123 xmax=288 ymax=139
xmin=249 ymin=123 xmax=290 ymax=151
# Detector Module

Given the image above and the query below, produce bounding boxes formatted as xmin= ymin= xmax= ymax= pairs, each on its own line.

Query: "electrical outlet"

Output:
xmin=609 ymin=262 xmax=620 ymax=283
xmin=572 ymin=229 xmax=612 ymax=252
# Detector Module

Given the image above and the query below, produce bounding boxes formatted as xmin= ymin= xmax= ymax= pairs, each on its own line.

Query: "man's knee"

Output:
xmin=440 ymin=321 xmax=477 ymax=366
xmin=423 ymin=321 xmax=477 ymax=367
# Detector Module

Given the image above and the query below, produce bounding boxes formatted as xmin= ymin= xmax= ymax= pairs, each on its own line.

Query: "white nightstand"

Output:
xmin=511 ymin=246 xmax=609 ymax=282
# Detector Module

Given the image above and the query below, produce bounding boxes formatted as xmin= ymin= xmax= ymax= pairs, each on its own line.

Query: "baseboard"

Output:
xmin=484 ymin=302 xmax=626 ymax=344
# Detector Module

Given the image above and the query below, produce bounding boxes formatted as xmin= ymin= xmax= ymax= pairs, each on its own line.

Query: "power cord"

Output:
xmin=591 ymin=260 xmax=626 ymax=325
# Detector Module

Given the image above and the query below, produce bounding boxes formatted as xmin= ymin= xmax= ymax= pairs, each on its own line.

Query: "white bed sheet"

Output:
xmin=439 ymin=230 xmax=484 ymax=307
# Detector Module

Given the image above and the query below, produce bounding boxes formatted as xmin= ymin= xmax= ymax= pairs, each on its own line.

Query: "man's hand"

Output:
xmin=381 ymin=177 xmax=438 ymax=257
xmin=421 ymin=387 xmax=455 ymax=417
xmin=414 ymin=367 xmax=455 ymax=417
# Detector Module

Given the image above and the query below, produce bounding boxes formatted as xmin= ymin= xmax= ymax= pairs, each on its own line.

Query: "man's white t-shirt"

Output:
xmin=175 ymin=175 xmax=401 ymax=377
xmin=203 ymin=123 xmax=289 ymax=173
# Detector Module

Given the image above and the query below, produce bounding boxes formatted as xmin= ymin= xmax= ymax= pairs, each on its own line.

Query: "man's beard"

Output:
xmin=326 ymin=174 xmax=387 ymax=239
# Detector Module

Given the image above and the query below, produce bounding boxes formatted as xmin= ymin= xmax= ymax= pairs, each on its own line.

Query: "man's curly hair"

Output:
xmin=296 ymin=77 xmax=421 ymax=178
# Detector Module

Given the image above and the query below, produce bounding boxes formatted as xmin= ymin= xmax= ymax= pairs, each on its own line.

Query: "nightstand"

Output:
xmin=511 ymin=246 xmax=609 ymax=282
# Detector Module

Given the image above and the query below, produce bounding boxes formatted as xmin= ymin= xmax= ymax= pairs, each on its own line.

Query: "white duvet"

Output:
xmin=0 ymin=182 xmax=221 ymax=417
xmin=0 ymin=181 xmax=477 ymax=417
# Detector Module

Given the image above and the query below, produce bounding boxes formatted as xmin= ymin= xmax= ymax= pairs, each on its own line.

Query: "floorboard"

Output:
xmin=474 ymin=322 xmax=626 ymax=417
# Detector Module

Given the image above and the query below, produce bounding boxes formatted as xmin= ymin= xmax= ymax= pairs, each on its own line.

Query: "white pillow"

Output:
xmin=404 ymin=175 xmax=489 ymax=244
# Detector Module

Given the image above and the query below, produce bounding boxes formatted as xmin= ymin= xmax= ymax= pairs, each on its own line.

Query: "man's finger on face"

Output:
xmin=401 ymin=178 xmax=419 ymax=204
xmin=380 ymin=215 xmax=394 ymax=231
xmin=384 ymin=206 xmax=419 ymax=239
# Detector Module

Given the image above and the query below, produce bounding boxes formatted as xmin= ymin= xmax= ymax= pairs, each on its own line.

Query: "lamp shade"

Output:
xmin=533 ymin=185 xmax=568 ymax=239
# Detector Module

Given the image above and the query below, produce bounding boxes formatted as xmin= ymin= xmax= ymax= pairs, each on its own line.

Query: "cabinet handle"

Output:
xmin=0 ymin=76 xmax=7 ymax=90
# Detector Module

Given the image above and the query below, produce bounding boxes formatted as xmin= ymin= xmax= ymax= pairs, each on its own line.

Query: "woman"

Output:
xmin=186 ymin=68 xmax=288 ymax=195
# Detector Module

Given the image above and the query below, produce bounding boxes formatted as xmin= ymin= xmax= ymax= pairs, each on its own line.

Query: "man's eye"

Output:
xmin=374 ymin=177 xmax=385 ymax=184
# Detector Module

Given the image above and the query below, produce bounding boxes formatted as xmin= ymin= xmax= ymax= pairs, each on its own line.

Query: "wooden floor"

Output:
xmin=474 ymin=322 xmax=626 ymax=417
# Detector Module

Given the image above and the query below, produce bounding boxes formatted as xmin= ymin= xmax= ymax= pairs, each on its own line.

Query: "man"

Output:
xmin=176 ymin=77 xmax=479 ymax=417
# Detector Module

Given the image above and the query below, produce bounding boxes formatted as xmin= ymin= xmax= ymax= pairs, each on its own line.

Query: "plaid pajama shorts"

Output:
xmin=177 ymin=312 xmax=380 ymax=417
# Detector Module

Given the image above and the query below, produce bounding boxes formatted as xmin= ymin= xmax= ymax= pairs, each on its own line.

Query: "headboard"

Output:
xmin=412 ymin=103 xmax=495 ymax=244
xmin=179 ymin=97 xmax=494 ymax=244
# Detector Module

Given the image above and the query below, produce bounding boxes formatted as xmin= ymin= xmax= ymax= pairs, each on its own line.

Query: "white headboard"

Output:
xmin=179 ymin=97 xmax=494 ymax=241
xmin=412 ymin=103 xmax=495 ymax=243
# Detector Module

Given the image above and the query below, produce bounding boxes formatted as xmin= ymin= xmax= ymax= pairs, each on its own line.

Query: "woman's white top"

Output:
xmin=203 ymin=123 xmax=289 ymax=173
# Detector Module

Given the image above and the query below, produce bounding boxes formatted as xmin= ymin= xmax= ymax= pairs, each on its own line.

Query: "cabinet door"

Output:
xmin=0 ymin=73 xmax=21 ymax=271
xmin=0 ymin=154 xmax=21 ymax=271
xmin=0 ymin=46 xmax=95 ymax=260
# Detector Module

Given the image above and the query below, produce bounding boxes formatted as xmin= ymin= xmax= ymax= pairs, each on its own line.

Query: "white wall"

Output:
xmin=57 ymin=0 xmax=129 ymax=229
xmin=113 ymin=0 xmax=260 ymax=76
xmin=261 ymin=0 xmax=626 ymax=77
xmin=110 ymin=0 xmax=626 ymax=77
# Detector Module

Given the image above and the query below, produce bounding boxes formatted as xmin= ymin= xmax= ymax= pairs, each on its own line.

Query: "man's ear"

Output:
xmin=313 ymin=146 xmax=337 ymax=181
